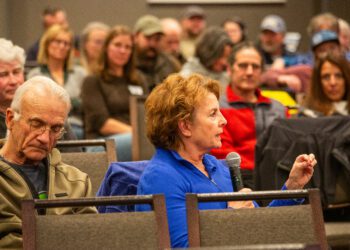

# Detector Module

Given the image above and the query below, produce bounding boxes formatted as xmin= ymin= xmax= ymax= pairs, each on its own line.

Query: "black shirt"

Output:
xmin=1 ymin=156 xmax=47 ymax=197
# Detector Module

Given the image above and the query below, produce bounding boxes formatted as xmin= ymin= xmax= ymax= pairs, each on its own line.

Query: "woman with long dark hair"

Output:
xmin=302 ymin=53 xmax=350 ymax=117
xmin=81 ymin=25 xmax=147 ymax=161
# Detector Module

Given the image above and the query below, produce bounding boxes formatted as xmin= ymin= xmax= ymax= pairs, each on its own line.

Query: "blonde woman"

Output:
xmin=27 ymin=24 xmax=87 ymax=138
xmin=80 ymin=22 xmax=110 ymax=74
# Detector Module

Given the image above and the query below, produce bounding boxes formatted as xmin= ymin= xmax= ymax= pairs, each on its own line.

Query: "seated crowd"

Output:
xmin=0 ymin=5 xmax=350 ymax=249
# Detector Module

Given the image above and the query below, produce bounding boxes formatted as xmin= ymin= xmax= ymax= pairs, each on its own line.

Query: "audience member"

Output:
xmin=80 ymin=21 xmax=110 ymax=74
xmin=180 ymin=26 xmax=233 ymax=87
xmin=180 ymin=5 xmax=207 ymax=60
xmin=257 ymin=15 xmax=297 ymax=69
xmin=298 ymin=12 xmax=341 ymax=66
xmin=27 ymin=24 xmax=87 ymax=139
xmin=81 ymin=26 xmax=148 ymax=161
xmin=256 ymin=15 xmax=311 ymax=94
xmin=0 ymin=39 xmax=25 ymax=138
xmin=161 ymin=18 xmax=186 ymax=65
xmin=260 ymin=30 xmax=342 ymax=94
xmin=338 ymin=18 xmax=350 ymax=56
xmin=301 ymin=53 xmax=350 ymax=117
xmin=0 ymin=38 xmax=77 ymax=142
xmin=307 ymin=12 xmax=339 ymax=36
xmin=311 ymin=30 xmax=342 ymax=61
xmin=26 ymin=6 xmax=69 ymax=63
xmin=133 ymin=15 xmax=180 ymax=91
xmin=0 ymin=76 xmax=96 ymax=249
xmin=222 ymin=17 xmax=247 ymax=46
xmin=135 ymin=73 xmax=316 ymax=248
xmin=211 ymin=42 xmax=287 ymax=188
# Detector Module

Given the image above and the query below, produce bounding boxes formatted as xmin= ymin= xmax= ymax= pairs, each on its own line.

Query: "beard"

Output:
xmin=136 ymin=46 xmax=158 ymax=69
xmin=137 ymin=47 xmax=158 ymax=60
xmin=261 ymin=42 xmax=280 ymax=54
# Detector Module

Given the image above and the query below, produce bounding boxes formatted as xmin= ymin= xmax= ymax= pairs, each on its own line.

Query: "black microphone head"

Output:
xmin=225 ymin=152 xmax=241 ymax=167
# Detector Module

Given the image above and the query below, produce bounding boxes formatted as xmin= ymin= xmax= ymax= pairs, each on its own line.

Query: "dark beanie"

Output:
xmin=195 ymin=26 xmax=233 ymax=69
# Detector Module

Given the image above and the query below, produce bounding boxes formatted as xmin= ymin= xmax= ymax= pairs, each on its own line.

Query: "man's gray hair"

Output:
xmin=195 ymin=26 xmax=233 ymax=69
xmin=11 ymin=76 xmax=71 ymax=119
xmin=0 ymin=38 xmax=26 ymax=67
xmin=307 ymin=12 xmax=339 ymax=36
xmin=161 ymin=18 xmax=182 ymax=35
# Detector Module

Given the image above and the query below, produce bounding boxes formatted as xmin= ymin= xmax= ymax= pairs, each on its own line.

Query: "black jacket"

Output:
xmin=254 ymin=116 xmax=350 ymax=207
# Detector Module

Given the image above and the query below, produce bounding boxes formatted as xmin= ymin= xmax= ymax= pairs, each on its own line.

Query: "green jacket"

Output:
xmin=0 ymin=148 xmax=97 ymax=249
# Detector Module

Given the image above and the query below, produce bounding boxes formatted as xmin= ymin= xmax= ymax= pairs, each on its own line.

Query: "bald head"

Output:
xmin=11 ymin=76 xmax=71 ymax=117
xmin=161 ymin=18 xmax=182 ymax=56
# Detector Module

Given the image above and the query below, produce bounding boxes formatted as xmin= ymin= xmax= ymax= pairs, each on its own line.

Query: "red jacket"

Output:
xmin=211 ymin=85 xmax=287 ymax=170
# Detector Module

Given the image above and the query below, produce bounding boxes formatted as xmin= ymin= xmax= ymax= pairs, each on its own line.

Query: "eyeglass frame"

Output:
xmin=14 ymin=111 xmax=66 ymax=139
xmin=50 ymin=38 xmax=71 ymax=48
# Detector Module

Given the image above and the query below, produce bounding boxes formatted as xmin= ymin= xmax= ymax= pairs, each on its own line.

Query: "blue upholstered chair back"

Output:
xmin=97 ymin=161 xmax=149 ymax=212
xmin=97 ymin=159 xmax=228 ymax=212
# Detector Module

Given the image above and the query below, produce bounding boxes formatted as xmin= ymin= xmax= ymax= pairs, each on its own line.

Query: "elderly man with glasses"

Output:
xmin=211 ymin=42 xmax=287 ymax=189
xmin=0 ymin=76 xmax=96 ymax=249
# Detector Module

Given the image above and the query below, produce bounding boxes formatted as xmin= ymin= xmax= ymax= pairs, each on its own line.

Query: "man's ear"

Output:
xmin=5 ymin=108 xmax=16 ymax=130
xmin=178 ymin=119 xmax=192 ymax=138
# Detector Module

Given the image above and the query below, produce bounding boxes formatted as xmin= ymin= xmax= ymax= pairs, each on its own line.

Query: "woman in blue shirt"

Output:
xmin=136 ymin=73 xmax=317 ymax=248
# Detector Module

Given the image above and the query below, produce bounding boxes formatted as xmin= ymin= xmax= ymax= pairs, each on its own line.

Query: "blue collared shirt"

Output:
xmin=136 ymin=148 xmax=302 ymax=248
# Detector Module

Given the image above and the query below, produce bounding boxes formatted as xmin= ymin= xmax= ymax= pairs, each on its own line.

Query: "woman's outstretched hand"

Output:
xmin=285 ymin=154 xmax=317 ymax=190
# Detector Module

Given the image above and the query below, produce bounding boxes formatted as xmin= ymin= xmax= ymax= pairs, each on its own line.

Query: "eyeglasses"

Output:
xmin=236 ymin=62 xmax=261 ymax=71
xmin=27 ymin=118 xmax=66 ymax=139
xmin=51 ymin=39 xmax=71 ymax=48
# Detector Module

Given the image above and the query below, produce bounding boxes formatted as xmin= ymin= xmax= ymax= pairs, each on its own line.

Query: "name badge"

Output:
xmin=128 ymin=85 xmax=144 ymax=96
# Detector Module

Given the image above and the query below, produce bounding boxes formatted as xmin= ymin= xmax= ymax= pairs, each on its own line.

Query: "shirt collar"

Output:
xmin=226 ymin=85 xmax=271 ymax=104
xmin=166 ymin=148 xmax=217 ymax=174
xmin=40 ymin=64 xmax=69 ymax=83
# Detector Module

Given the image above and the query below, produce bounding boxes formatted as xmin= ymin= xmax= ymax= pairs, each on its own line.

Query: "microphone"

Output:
xmin=226 ymin=152 xmax=243 ymax=191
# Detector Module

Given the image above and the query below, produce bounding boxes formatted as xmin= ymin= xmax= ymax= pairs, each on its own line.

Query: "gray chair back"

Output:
xmin=186 ymin=189 xmax=328 ymax=250
xmin=22 ymin=195 xmax=170 ymax=250
xmin=130 ymin=95 xmax=155 ymax=161
xmin=58 ymin=139 xmax=116 ymax=195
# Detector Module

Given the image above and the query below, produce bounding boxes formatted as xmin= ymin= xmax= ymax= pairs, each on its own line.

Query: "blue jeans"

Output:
xmin=87 ymin=132 xmax=132 ymax=162
xmin=70 ymin=124 xmax=85 ymax=140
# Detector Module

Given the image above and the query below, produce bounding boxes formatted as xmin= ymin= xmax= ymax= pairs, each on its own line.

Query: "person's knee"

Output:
xmin=110 ymin=133 xmax=132 ymax=161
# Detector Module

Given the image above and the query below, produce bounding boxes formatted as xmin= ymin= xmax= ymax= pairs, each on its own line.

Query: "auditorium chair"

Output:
xmin=129 ymin=95 xmax=155 ymax=160
xmin=97 ymin=160 xmax=148 ymax=212
xmin=58 ymin=139 xmax=117 ymax=195
xmin=97 ymin=159 xmax=229 ymax=212
xmin=186 ymin=189 xmax=328 ymax=249
xmin=21 ymin=194 xmax=170 ymax=250
xmin=254 ymin=116 xmax=350 ymax=248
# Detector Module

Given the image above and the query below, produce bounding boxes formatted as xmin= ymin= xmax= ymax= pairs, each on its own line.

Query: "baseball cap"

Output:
xmin=182 ymin=5 xmax=206 ymax=19
xmin=311 ymin=30 xmax=339 ymax=49
xmin=260 ymin=15 xmax=286 ymax=33
xmin=134 ymin=15 xmax=163 ymax=36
